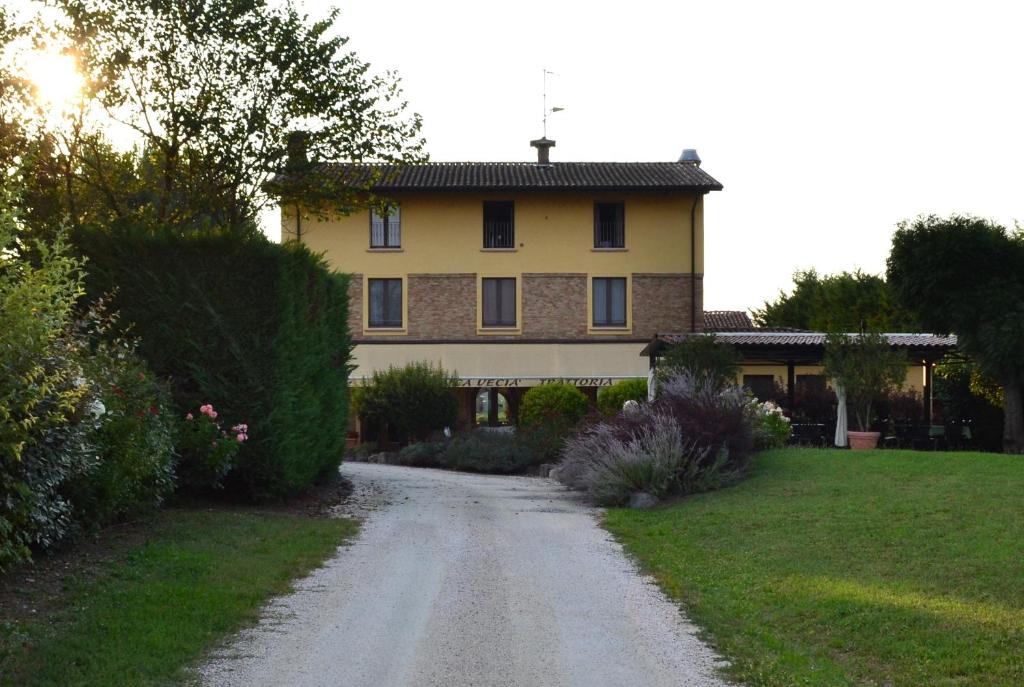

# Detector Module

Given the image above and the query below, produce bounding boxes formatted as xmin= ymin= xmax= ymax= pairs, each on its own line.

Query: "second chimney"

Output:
xmin=530 ymin=137 xmax=556 ymax=165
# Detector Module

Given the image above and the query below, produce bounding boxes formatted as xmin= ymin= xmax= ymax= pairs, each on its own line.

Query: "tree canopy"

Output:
xmin=753 ymin=269 xmax=919 ymax=332
xmin=887 ymin=214 xmax=1024 ymax=453
xmin=10 ymin=0 xmax=426 ymax=235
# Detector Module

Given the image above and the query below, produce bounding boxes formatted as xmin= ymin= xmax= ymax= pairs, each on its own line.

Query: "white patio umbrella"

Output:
xmin=833 ymin=379 xmax=848 ymax=447
xmin=647 ymin=367 xmax=657 ymax=402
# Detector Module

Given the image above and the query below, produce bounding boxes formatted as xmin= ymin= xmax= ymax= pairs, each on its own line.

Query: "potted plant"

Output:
xmin=824 ymin=332 xmax=907 ymax=450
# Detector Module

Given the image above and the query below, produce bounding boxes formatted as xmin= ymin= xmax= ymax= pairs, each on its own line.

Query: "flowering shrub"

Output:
xmin=177 ymin=403 xmax=247 ymax=490
xmin=64 ymin=338 xmax=176 ymax=530
xmin=557 ymin=370 xmax=754 ymax=506
xmin=750 ymin=399 xmax=792 ymax=450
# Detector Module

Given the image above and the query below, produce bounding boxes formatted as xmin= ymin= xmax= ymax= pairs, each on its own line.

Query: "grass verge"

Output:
xmin=1 ymin=507 xmax=357 ymax=686
xmin=604 ymin=448 xmax=1024 ymax=687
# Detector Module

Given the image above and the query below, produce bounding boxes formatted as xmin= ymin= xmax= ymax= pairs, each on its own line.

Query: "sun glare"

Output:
xmin=25 ymin=49 xmax=84 ymax=113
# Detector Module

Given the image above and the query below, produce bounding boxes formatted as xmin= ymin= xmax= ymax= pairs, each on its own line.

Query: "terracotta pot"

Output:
xmin=847 ymin=431 xmax=881 ymax=450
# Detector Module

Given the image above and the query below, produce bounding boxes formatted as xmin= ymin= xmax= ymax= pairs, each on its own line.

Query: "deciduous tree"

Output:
xmin=887 ymin=215 xmax=1024 ymax=453
xmin=753 ymin=269 xmax=918 ymax=332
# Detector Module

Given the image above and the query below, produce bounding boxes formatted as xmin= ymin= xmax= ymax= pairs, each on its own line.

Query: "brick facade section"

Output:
xmin=406 ymin=274 xmax=477 ymax=338
xmin=631 ymin=274 xmax=703 ymax=337
xmin=350 ymin=272 xmax=702 ymax=341
xmin=348 ymin=273 xmax=363 ymax=337
xmin=522 ymin=274 xmax=588 ymax=338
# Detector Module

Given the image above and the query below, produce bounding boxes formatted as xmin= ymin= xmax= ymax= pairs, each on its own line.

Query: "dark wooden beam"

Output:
xmin=924 ymin=361 xmax=934 ymax=424
xmin=787 ymin=362 xmax=796 ymax=409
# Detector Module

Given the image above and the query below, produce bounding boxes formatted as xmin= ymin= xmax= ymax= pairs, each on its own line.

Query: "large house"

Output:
xmin=283 ymin=137 xmax=722 ymax=428
xmin=282 ymin=137 xmax=955 ymax=434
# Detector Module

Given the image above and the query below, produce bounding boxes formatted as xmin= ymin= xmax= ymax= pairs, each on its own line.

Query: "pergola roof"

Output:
xmin=641 ymin=332 xmax=958 ymax=363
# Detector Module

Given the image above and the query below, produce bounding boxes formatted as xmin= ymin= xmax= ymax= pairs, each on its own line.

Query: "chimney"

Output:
xmin=286 ymin=130 xmax=310 ymax=171
xmin=530 ymin=137 xmax=556 ymax=165
xmin=678 ymin=148 xmax=701 ymax=167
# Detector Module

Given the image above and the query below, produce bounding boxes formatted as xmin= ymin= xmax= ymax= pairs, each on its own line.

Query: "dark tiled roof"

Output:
xmin=703 ymin=311 xmax=753 ymax=331
xmin=309 ymin=161 xmax=723 ymax=192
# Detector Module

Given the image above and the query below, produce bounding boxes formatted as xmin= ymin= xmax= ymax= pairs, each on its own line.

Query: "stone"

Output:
xmin=628 ymin=491 xmax=659 ymax=509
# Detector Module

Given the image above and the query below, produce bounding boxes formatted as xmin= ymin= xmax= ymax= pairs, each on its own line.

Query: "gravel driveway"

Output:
xmin=200 ymin=462 xmax=732 ymax=687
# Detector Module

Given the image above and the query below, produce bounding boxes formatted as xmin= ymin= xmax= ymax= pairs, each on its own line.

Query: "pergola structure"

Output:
xmin=641 ymin=331 xmax=958 ymax=421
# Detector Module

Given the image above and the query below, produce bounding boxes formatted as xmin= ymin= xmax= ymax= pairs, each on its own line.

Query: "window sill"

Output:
xmin=367 ymin=248 xmax=403 ymax=252
xmin=477 ymin=327 xmax=521 ymax=335
xmin=363 ymin=327 xmax=407 ymax=335
xmin=588 ymin=326 xmax=633 ymax=334
xmin=480 ymin=248 xmax=518 ymax=252
xmin=591 ymin=247 xmax=628 ymax=252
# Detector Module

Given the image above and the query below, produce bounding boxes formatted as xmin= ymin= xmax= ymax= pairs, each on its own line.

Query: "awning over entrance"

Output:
xmin=350 ymin=342 xmax=650 ymax=387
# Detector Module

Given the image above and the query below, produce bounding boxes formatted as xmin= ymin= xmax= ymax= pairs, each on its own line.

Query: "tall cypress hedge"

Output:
xmin=74 ymin=227 xmax=351 ymax=500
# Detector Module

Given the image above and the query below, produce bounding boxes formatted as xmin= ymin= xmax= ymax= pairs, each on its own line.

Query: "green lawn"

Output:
xmin=1 ymin=508 xmax=357 ymax=687
xmin=604 ymin=448 xmax=1024 ymax=687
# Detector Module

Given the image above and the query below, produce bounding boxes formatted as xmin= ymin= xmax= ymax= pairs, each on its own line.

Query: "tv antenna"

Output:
xmin=542 ymin=69 xmax=564 ymax=138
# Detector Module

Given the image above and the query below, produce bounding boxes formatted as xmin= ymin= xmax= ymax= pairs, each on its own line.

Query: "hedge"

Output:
xmin=74 ymin=227 xmax=351 ymax=500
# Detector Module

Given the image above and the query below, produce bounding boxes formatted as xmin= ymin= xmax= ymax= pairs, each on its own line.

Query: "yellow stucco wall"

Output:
xmin=350 ymin=342 xmax=651 ymax=384
xmin=738 ymin=364 xmax=927 ymax=392
xmin=287 ymin=191 xmax=704 ymax=275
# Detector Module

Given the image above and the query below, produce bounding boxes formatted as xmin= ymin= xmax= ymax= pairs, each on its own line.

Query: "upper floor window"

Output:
xmin=594 ymin=202 xmax=625 ymax=248
xmin=482 ymin=277 xmax=516 ymax=327
xmin=370 ymin=205 xmax=401 ymax=248
xmin=483 ymin=201 xmax=514 ymax=249
xmin=593 ymin=277 xmax=627 ymax=327
xmin=368 ymin=278 xmax=403 ymax=328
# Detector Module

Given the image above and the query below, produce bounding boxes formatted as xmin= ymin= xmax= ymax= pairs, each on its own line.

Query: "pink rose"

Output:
xmin=236 ymin=433 xmax=246 ymax=442
xmin=186 ymin=413 xmax=193 ymax=421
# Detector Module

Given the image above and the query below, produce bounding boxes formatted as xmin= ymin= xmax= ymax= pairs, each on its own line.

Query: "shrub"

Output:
xmin=438 ymin=431 xmax=539 ymax=474
xmin=750 ymin=399 xmax=792 ymax=450
xmin=358 ymin=362 xmax=458 ymax=443
xmin=74 ymin=227 xmax=351 ymax=500
xmin=557 ymin=370 xmax=754 ymax=506
xmin=657 ymin=334 xmax=740 ymax=390
xmin=65 ymin=339 xmax=176 ymax=529
xmin=560 ymin=413 xmax=727 ymax=506
xmin=520 ymin=384 xmax=590 ymax=427
xmin=0 ymin=184 xmax=95 ymax=570
xmin=176 ymin=403 xmax=247 ymax=490
xmin=519 ymin=383 xmax=590 ymax=462
xmin=397 ymin=441 xmax=445 ymax=467
xmin=597 ymin=378 xmax=648 ymax=415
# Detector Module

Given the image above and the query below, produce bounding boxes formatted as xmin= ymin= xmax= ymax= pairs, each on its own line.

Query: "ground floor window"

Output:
xmin=482 ymin=277 xmax=517 ymax=327
xmin=592 ymin=277 xmax=627 ymax=327
xmin=743 ymin=374 xmax=776 ymax=401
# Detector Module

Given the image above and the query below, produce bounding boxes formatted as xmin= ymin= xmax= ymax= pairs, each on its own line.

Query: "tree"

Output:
xmin=657 ymin=334 xmax=740 ymax=391
xmin=887 ymin=215 xmax=1024 ymax=453
xmin=823 ymin=333 xmax=907 ymax=432
xmin=51 ymin=0 xmax=425 ymax=233
xmin=753 ymin=269 xmax=919 ymax=332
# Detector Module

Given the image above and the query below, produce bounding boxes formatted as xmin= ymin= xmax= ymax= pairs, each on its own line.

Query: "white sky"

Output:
xmin=278 ymin=1 xmax=1021 ymax=311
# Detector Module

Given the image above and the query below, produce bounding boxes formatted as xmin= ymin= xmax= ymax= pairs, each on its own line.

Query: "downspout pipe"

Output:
xmin=689 ymin=195 xmax=699 ymax=332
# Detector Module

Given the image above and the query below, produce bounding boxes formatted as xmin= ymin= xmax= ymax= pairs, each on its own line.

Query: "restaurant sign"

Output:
xmin=456 ymin=377 xmax=615 ymax=388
